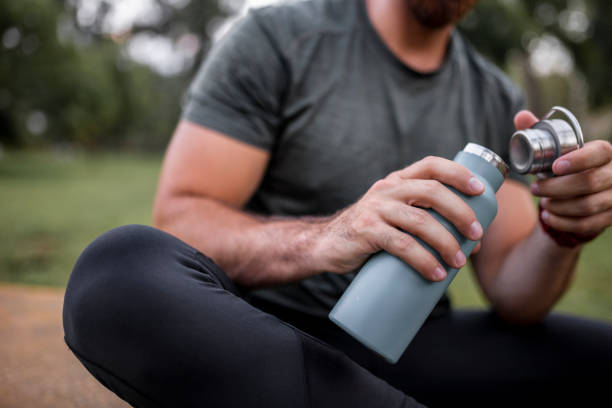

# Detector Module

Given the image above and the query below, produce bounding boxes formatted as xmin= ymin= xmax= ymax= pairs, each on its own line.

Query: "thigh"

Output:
xmin=371 ymin=310 xmax=612 ymax=407
xmin=63 ymin=225 xmax=420 ymax=408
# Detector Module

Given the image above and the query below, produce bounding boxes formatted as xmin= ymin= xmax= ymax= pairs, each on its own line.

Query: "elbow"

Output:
xmin=490 ymin=298 xmax=552 ymax=326
xmin=152 ymin=193 xmax=176 ymax=231
xmin=152 ymin=206 xmax=166 ymax=230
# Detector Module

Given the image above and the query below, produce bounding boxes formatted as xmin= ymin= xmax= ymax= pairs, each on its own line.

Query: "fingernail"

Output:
xmin=455 ymin=251 xmax=466 ymax=267
xmin=468 ymin=177 xmax=484 ymax=193
xmin=541 ymin=210 xmax=550 ymax=222
xmin=434 ymin=266 xmax=447 ymax=280
xmin=554 ymin=160 xmax=571 ymax=175
xmin=540 ymin=197 xmax=549 ymax=208
xmin=469 ymin=221 xmax=483 ymax=240
xmin=530 ymin=182 xmax=539 ymax=194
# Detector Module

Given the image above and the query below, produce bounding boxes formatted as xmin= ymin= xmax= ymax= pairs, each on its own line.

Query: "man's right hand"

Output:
xmin=316 ymin=156 xmax=485 ymax=281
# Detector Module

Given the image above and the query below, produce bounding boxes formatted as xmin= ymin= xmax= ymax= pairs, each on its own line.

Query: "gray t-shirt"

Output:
xmin=182 ymin=0 xmax=526 ymax=318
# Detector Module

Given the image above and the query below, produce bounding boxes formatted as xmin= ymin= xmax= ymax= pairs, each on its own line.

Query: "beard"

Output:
xmin=406 ymin=0 xmax=478 ymax=28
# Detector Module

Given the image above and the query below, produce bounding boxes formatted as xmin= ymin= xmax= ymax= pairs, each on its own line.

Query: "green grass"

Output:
xmin=1 ymin=150 xmax=611 ymax=321
xmin=449 ymin=229 xmax=612 ymax=322
xmin=0 ymin=149 xmax=161 ymax=286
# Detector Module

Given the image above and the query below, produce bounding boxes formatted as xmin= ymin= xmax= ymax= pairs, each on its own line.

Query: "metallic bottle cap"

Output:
xmin=463 ymin=143 xmax=509 ymax=179
xmin=509 ymin=106 xmax=584 ymax=175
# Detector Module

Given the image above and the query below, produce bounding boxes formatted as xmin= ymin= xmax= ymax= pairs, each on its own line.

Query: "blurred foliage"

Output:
xmin=0 ymin=0 xmax=610 ymax=149
xmin=460 ymin=0 xmax=612 ymax=119
xmin=0 ymin=0 xmax=228 ymax=150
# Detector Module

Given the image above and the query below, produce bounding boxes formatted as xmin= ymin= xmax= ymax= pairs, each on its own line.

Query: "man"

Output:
xmin=63 ymin=0 xmax=612 ymax=407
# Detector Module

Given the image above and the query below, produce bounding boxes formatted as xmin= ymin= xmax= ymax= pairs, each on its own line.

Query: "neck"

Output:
xmin=365 ymin=0 xmax=453 ymax=73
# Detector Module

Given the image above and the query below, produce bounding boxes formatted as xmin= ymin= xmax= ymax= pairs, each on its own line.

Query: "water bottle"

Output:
xmin=329 ymin=143 xmax=509 ymax=364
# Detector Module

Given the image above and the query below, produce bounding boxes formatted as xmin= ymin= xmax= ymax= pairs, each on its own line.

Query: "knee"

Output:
xmin=63 ymin=225 xmax=182 ymax=350
xmin=66 ymin=224 xmax=163 ymax=292
xmin=78 ymin=224 xmax=178 ymax=269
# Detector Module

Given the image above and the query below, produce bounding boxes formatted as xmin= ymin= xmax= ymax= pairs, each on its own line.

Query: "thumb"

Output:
xmin=514 ymin=110 xmax=539 ymax=130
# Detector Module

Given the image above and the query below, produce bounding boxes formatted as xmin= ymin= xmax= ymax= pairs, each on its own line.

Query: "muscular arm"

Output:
xmin=153 ymin=121 xmax=330 ymax=287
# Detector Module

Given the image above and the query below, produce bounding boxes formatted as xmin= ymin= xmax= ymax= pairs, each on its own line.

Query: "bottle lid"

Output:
xmin=542 ymin=106 xmax=584 ymax=148
xmin=463 ymin=143 xmax=509 ymax=179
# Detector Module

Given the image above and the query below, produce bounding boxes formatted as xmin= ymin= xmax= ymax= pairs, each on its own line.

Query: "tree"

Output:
xmin=460 ymin=0 xmax=612 ymax=112
xmin=0 ymin=0 xmax=230 ymax=149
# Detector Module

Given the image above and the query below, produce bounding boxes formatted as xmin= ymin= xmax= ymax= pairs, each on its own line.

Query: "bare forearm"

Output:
xmin=495 ymin=138 xmax=612 ymax=322
xmin=153 ymin=196 xmax=330 ymax=287
xmin=487 ymin=226 xmax=581 ymax=323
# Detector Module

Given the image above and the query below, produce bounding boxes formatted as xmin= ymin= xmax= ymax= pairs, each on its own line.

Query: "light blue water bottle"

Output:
xmin=329 ymin=143 xmax=509 ymax=363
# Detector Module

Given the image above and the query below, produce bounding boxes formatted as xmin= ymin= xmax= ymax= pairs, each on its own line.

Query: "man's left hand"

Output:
xmin=531 ymin=138 xmax=612 ymax=236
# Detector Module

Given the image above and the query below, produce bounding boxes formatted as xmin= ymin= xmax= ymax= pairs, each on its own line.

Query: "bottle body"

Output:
xmin=329 ymin=146 xmax=506 ymax=364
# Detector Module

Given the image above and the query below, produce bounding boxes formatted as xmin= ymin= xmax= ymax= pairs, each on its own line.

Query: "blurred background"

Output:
xmin=1 ymin=0 xmax=611 ymax=405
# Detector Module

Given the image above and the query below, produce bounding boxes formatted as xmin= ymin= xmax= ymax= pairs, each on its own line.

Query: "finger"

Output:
xmin=552 ymin=140 xmax=612 ymax=176
xmin=387 ymin=179 xmax=483 ymax=240
xmin=392 ymin=156 xmax=485 ymax=196
xmin=540 ymin=207 xmax=612 ymax=235
xmin=380 ymin=203 xmax=466 ymax=269
xmin=541 ymin=189 xmax=612 ymax=217
xmin=471 ymin=241 xmax=481 ymax=255
xmin=532 ymin=166 xmax=612 ymax=198
xmin=375 ymin=225 xmax=447 ymax=281
xmin=514 ymin=110 xmax=539 ymax=130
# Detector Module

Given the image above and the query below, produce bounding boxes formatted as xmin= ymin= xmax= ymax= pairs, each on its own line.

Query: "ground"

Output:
xmin=0 ymin=284 xmax=129 ymax=408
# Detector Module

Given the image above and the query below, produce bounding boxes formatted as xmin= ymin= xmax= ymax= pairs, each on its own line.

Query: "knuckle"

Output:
xmin=365 ymin=196 xmax=383 ymax=211
xmin=376 ymin=200 xmax=397 ymax=221
xmin=385 ymin=171 xmax=402 ymax=182
xmin=580 ymin=196 xmax=599 ymax=215
xmin=422 ymin=155 xmax=436 ymax=164
xmin=378 ymin=230 xmax=395 ymax=251
xmin=409 ymin=207 xmax=428 ymax=227
xmin=422 ymin=179 xmax=441 ymax=195
xmin=596 ymin=140 xmax=612 ymax=155
xmin=370 ymin=179 xmax=392 ymax=193
xmin=584 ymin=171 xmax=601 ymax=191
xmin=394 ymin=234 xmax=414 ymax=253
xmin=420 ymin=155 xmax=437 ymax=169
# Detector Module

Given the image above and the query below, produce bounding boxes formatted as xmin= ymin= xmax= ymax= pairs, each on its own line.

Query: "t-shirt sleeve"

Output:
xmin=181 ymin=11 xmax=287 ymax=151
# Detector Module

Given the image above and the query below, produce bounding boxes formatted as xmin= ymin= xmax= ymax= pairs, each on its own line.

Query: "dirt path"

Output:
xmin=0 ymin=284 xmax=129 ymax=408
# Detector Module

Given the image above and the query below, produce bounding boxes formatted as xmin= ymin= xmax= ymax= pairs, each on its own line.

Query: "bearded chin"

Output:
xmin=407 ymin=0 xmax=478 ymax=28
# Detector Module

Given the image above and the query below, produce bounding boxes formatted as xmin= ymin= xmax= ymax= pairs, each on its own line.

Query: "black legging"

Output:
xmin=63 ymin=225 xmax=612 ymax=408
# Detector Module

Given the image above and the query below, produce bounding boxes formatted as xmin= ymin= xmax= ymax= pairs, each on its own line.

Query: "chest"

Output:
xmin=256 ymin=43 xmax=493 ymax=215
